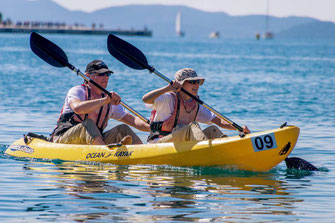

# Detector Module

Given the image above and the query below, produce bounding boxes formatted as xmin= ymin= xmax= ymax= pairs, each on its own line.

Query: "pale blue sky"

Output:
xmin=52 ymin=0 xmax=335 ymax=22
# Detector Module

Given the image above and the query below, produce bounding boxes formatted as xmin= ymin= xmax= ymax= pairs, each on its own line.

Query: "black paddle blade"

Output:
xmin=285 ymin=157 xmax=318 ymax=171
xmin=107 ymin=34 xmax=151 ymax=71
xmin=30 ymin=32 xmax=68 ymax=68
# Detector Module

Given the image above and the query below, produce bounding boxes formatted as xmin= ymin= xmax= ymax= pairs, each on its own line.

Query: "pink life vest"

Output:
xmin=148 ymin=92 xmax=199 ymax=141
xmin=72 ymin=84 xmax=110 ymax=131
xmin=51 ymin=84 xmax=110 ymax=137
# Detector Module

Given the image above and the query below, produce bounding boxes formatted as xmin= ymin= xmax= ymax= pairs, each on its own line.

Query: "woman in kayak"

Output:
xmin=142 ymin=68 xmax=250 ymax=143
xmin=51 ymin=59 xmax=150 ymax=145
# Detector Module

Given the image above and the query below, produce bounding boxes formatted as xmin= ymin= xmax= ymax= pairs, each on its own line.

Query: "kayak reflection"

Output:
xmin=20 ymin=161 xmax=306 ymax=222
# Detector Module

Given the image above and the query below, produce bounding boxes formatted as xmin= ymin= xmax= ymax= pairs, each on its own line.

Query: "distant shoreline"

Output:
xmin=0 ymin=26 xmax=152 ymax=36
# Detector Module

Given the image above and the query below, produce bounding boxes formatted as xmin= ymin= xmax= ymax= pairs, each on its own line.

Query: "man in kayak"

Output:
xmin=142 ymin=68 xmax=250 ymax=143
xmin=51 ymin=59 xmax=150 ymax=145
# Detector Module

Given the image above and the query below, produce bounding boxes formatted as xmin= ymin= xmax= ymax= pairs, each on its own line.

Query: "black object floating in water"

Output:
xmin=285 ymin=157 xmax=318 ymax=171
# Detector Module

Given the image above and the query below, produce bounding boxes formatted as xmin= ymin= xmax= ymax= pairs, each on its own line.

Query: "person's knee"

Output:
xmin=190 ymin=121 xmax=201 ymax=128
xmin=204 ymin=125 xmax=224 ymax=139
xmin=118 ymin=124 xmax=132 ymax=132
xmin=207 ymin=125 xmax=220 ymax=133
xmin=118 ymin=124 xmax=142 ymax=144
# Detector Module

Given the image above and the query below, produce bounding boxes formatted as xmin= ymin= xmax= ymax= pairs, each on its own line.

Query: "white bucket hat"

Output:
xmin=174 ymin=68 xmax=205 ymax=85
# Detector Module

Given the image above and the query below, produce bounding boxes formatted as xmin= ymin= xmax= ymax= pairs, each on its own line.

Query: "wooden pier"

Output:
xmin=0 ymin=26 xmax=152 ymax=37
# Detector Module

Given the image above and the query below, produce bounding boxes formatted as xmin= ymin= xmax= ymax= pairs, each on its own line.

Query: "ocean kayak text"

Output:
xmin=86 ymin=151 xmax=134 ymax=159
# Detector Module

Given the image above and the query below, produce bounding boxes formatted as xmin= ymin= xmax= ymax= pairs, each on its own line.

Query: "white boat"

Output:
xmin=175 ymin=12 xmax=185 ymax=37
xmin=263 ymin=32 xmax=274 ymax=39
xmin=209 ymin=32 xmax=220 ymax=39
xmin=263 ymin=0 xmax=274 ymax=39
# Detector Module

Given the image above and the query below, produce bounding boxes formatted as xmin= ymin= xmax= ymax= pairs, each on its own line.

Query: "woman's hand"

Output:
xmin=168 ymin=80 xmax=182 ymax=92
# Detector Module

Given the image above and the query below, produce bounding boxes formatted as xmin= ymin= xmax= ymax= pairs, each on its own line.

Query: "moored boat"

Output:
xmin=5 ymin=125 xmax=299 ymax=172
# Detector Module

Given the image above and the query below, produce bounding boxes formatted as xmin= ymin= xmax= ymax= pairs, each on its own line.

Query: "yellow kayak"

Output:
xmin=5 ymin=125 xmax=299 ymax=172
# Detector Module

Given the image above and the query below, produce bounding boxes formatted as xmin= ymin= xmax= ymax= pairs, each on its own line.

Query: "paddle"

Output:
xmin=30 ymin=32 xmax=149 ymax=124
xmin=285 ymin=157 xmax=318 ymax=171
xmin=107 ymin=34 xmax=245 ymax=135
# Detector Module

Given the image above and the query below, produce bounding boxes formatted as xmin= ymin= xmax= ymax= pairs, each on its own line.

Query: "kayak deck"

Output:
xmin=5 ymin=125 xmax=300 ymax=171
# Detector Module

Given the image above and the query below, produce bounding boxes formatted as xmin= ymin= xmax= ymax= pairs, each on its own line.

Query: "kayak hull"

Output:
xmin=5 ymin=126 xmax=300 ymax=171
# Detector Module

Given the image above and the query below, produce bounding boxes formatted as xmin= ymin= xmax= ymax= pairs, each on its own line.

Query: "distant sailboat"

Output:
xmin=175 ymin=12 xmax=185 ymax=37
xmin=209 ymin=31 xmax=220 ymax=39
xmin=263 ymin=0 xmax=274 ymax=39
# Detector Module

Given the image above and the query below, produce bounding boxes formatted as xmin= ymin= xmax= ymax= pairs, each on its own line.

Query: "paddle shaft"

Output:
xmin=65 ymin=62 xmax=150 ymax=124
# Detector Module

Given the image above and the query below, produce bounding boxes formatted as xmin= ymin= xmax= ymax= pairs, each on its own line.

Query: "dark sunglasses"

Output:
xmin=186 ymin=80 xmax=200 ymax=84
xmin=93 ymin=72 xmax=111 ymax=77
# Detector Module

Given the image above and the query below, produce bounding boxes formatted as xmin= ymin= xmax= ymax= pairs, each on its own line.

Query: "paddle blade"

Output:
xmin=107 ymin=34 xmax=150 ymax=71
xmin=30 ymin=32 xmax=68 ymax=68
xmin=285 ymin=157 xmax=318 ymax=171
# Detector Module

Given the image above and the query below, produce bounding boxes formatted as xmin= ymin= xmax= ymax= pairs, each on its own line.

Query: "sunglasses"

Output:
xmin=92 ymin=72 xmax=111 ymax=77
xmin=186 ymin=80 xmax=200 ymax=85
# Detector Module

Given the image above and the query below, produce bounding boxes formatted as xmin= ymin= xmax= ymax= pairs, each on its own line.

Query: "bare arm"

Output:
xmin=211 ymin=116 xmax=250 ymax=134
xmin=142 ymin=81 xmax=181 ymax=104
xmin=69 ymin=91 xmax=121 ymax=114
xmin=211 ymin=116 xmax=236 ymax=130
xmin=120 ymin=113 xmax=150 ymax=132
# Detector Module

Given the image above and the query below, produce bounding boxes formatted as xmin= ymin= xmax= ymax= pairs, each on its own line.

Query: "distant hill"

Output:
xmin=276 ymin=21 xmax=335 ymax=39
xmin=1 ymin=0 xmax=335 ymax=39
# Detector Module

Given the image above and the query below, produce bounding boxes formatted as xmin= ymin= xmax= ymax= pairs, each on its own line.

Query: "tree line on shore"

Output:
xmin=0 ymin=12 xmax=104 ymax=29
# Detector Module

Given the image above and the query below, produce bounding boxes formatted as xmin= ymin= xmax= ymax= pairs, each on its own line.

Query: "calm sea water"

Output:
xmin=1 ymin=33 xmax=335 ymax=222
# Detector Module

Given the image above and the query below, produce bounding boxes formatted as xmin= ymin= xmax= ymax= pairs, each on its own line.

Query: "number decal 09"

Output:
xmin=251 ymin=133 xmax=277 ymax=152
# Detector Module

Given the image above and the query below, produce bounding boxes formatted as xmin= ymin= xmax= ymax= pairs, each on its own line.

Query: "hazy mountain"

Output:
xmin=1 ymin=0 xmax=334 ymax=39
xmin=276 ymin=21 xmax=335 ymax=39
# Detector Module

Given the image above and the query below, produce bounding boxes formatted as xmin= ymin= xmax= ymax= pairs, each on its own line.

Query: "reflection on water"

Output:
xmin=1 ymin=157 xmax=311 ymax=222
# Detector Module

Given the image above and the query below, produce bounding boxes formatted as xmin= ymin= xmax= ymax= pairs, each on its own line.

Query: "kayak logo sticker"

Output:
xmin=86 ymin=152 xmax=106 ymax=159
xmin=86 ymin=151 xmax=134 ymax=159
xmin=114 ymin=151 xmax=133 ymax=157
xmin=9 ymin=145 xmax=34 ymax=154
xmin=251 ymin=133 xmax=278 ymax=152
